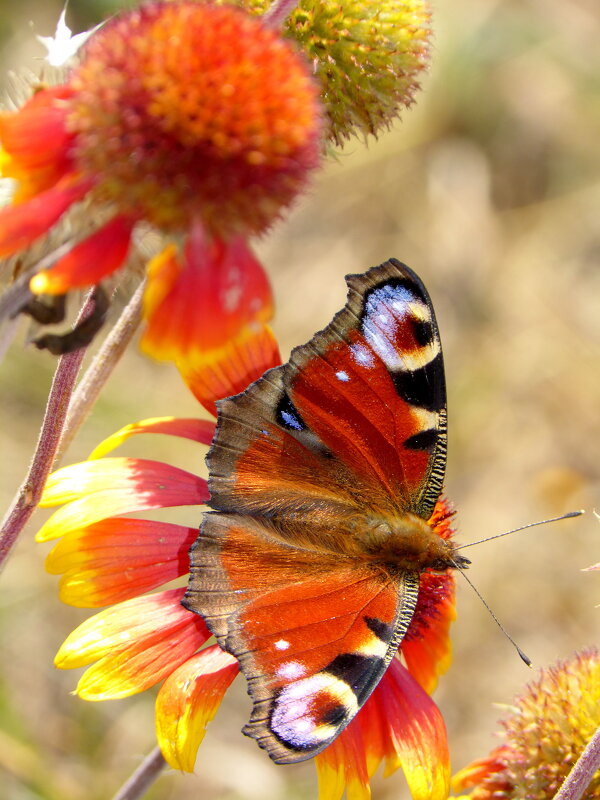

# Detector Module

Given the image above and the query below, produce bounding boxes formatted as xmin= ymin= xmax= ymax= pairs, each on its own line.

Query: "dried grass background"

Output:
xmin=0 ymin=1 xmax=599 ymax=798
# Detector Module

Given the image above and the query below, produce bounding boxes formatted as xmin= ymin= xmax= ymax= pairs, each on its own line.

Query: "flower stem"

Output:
xmin=554 ymin=724 xmax=600 ymax=800
xmin=111 ymin=746 xmax=167 ymax=800
xmin=0 ymin=289 xmax=97 ymax=569
xmin=0 ymin=241 xmax=73 ymax=324
xmin=262 ymin=0 xmax=299 ymax=29
xmin=57 ymin=280 xmax=145 ymax=458
xmin=0 ymin=315 xmax=20 ymax=364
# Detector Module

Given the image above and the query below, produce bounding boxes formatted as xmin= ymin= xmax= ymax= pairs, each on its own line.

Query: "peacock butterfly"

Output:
xmin=183 ymin=259 xmax=469 ymax=763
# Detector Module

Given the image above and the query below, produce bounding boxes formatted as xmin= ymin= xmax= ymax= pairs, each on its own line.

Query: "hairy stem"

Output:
xmin=0 ymin=315 xmax=20 ymax=363
xmin=0 ymin=289 xmax=98 ymax=569
xmin=0 ymin=242 xmax=72 ymax=323
xmin=262 ymin=0 xmax=299 ymax=29
xmin=111 ymin=747 xmax=167 ymax=800
xmin=554 ymin=725 xmax=600 ymax=800
xmin=57 ymin=280 xmax=145 ymax=458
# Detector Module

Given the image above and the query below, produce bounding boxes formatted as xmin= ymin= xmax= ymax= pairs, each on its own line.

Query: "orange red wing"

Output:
xmin=208 ymin=259 xmax=446 ymax=523
xmin=185 ymin=513 xmax=420 ymax=762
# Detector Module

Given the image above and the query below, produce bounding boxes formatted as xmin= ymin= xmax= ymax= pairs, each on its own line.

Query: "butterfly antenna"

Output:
xmin=454 ymin=510 xmax=584 ymax=551
xmin=451 ymin=559 xmax=532 ymax=667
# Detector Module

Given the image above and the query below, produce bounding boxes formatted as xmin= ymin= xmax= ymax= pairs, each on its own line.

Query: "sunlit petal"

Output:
xmin=316 ymin=719 xmax=370 ymax=800
xmin=141 ymin=227 xmax=274 ymax=359
xmin=156 ymin=645 xmax=239 ymax=772
xmin=179 ymin=323 xmax=281 ymax=417
xmin=402 ymin=586 xmax=456 ymax=694
xmin=0 ymin=85 xmax=75 ymax=198
xmin=37 ymin=458 xmax=208 ymax=541
xmin=451 ymin=746 xmax=511 ymax=795
xmin=30 ymin=215 xmax=134 ymax=295
xmin=0 ymin=176 xmax=92 ymax=257
xmin=375 ymin=660 xmax=449 ymax=800
xmin=141 ymin=225 xmax=280 ymax=412
xmin=55 ymin=588 xmax=211 ymax=699
xmin=89 ymin=417 xmax=215 ymax=459
xmin=316 ymin=659 xmax=450 ymax=800
xmin=45 ymin=518 xmax=197 ymax=607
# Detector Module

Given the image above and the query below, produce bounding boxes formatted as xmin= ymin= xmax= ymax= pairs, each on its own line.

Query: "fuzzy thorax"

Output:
xmin=362 ymin=513 xmax=469 ymax=573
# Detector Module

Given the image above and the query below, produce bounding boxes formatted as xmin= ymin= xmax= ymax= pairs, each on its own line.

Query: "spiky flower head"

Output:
xmin=66 ymin=0 xmax=322 ymax=236
xmin=452 ymin=649 xmax=600 ymax=800
xmin=227 ymin=0 xmax=432 ymax=145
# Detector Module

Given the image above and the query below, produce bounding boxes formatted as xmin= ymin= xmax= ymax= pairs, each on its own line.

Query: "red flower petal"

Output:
xmin=140 ymin=224 xmax=280 ymax=412
xmin=451 ymin=745 xmax=513 ymax=799
xmin=36 ymin=458 xmax=208 ymax=541
xmin=156 ymin=645 xmax=239 ymax=772
xmin=315 ymin=659 xmax=450 ymax=800
xmin=402 ymin=580 xmax=456 ymax=694
xmin=0 ymin=176 xmax=92 ymax=258
xmin=0 ymin=85 xmax=75 ymax=199
xmin=55 ymin=588 xmax=211 ymax=700
xmin=30 ymin=215 xmax=134 ymax=295
xmin=45 ymin=518 xmax=197 ymax=607
xmin=179 ymin=323 xmax=280 ymax=416
xmin=88 ymin=417 xmax=216 ymax=459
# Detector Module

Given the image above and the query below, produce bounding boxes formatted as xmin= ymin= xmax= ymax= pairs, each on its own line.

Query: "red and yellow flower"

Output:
xmin=452 ymin=650 xmax=600 ymax=800
xmin=0 ymin=0 xmax=322 ymax=357
xmin=236 ymin=0 xmax=433 ymax=145
xmin=36 ymin=252 xmax=457 ymax=800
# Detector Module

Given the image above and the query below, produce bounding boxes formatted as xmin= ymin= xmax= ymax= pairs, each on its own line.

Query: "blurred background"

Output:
xmin=0 ymin=0 xmax=599 ymax=798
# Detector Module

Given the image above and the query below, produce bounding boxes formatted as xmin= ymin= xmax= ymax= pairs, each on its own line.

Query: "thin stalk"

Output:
xmin=553 ymin=725 xmax=600 ymax=800
xmin=0 ymin=289 xmax=97 ymax=569
xmin=0 ymin=242 xmax=73 ymax=323
xmin=0 ymin=315 xmax=20 ymax=363
xmin=57 ymin=280 xmax=145 ymax=458
xmin=111 ymin=747 xmax=167 ymax=800
xmin=262 ymin=0 xmax=299 ymax=29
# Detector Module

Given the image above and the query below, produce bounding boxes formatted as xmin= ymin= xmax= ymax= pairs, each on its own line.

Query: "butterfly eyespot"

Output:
xmin=411 ymin=317 xmax=434 ymax=347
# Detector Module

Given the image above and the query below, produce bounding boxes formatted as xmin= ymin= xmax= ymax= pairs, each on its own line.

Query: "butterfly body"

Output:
xmin=184 ymin=259 xmax=468 ymax=763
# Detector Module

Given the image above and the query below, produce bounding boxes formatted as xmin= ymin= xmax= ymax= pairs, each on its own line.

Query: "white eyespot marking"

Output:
xmin=362 ymin=284 xmax=438 ymax=372
xmin=277 ymin=661 xmax=306 ymax=680
xmin=350 ymin=343 xmax=375 ymax=368
xmin=275 ymin=639 xmax=290 ymax=651
xmin=362 ymin=324 xmax=398 ymax=370
xmin=365 ymin=284 xmax=414 ymax=317
xmin=270 ymin=673 xmax=359 ymax=747
xmin=335 ymin=370 xmax=349 ymax=382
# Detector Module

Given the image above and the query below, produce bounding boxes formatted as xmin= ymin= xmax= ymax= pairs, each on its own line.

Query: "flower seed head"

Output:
xmin=67 ymin=1 xmax=323 ymax=236
xmin=233 ymin=0 xmax=432 ymax=145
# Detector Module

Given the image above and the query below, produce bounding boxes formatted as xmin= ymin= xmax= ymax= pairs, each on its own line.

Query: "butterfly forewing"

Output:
xmin=286 ymin=260 xmax=446 ymax=518
xmin=208 ymin=259 xmax=446 ymax=521
xmin=184 ymin=259 xmax=449 ymax=763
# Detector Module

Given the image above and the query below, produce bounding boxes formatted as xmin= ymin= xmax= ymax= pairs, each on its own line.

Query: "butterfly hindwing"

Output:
xmin=185 ymin=513 xmax=420 ymax=763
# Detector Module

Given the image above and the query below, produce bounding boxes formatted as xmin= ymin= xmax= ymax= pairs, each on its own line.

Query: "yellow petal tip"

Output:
xmin=30 ymin=272 xmax=52 ymax=294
